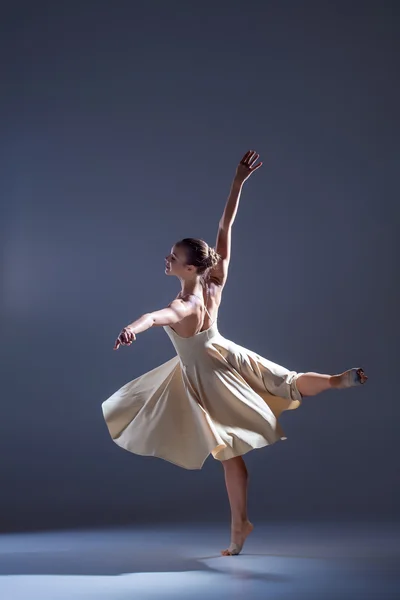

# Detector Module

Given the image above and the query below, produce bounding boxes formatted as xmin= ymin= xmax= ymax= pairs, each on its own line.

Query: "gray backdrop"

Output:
xmin=1 ymin=0 xmax=399 ymax=532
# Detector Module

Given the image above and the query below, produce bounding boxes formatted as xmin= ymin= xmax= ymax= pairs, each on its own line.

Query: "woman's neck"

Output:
xmin=179 ymin=276 xmax=205 ymax=299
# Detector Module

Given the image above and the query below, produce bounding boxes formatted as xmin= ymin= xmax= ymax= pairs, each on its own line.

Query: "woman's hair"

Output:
xmin=175 ymin=238 xmax=221 ymax=275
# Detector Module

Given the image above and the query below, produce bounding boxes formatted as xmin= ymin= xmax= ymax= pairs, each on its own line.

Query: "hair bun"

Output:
xmin=176 ymin=237 xmax=221 ymax=275
xmin=206 ymin=246 xmax=221 ymax=269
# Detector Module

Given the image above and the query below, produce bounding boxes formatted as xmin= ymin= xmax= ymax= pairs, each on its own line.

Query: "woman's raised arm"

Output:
xmin=211 ymin=151 xmax=262 ymax=287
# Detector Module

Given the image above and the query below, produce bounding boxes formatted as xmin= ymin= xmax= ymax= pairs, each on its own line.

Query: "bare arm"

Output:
xmin=219 ymin=178 xmax=244 ymax=233
xmin=210 ymin=150 xmax=262 ymax=287
xmin=113 ymin=298 xmax=195 ymax=350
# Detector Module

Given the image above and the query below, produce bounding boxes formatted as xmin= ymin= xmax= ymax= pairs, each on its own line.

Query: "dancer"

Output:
xmin=103 ymin=150 xmax=368 ymax=556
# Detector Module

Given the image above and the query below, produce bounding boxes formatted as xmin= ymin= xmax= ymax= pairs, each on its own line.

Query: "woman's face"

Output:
xmin=165 ymin=245 xmax=190 ymax=277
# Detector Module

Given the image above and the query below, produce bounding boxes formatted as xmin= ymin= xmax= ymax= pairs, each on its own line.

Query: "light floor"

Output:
xmin=1 ymin=521 xmax=399 ymax=600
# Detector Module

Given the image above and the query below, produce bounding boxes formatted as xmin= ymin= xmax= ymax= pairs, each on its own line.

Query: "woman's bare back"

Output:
xmin=169 ymin=280 xmax=223 ymax=338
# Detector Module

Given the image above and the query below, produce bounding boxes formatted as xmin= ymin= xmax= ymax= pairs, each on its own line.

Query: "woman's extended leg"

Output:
xmin=296 ymin=368 xmax=368 ymax=397
xmin=221 ymin=456 xmax=254 ymax=556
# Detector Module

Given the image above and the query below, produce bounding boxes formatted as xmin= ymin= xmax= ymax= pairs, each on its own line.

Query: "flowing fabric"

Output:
xmin=102 ymin=321 xmax=303 ymax=470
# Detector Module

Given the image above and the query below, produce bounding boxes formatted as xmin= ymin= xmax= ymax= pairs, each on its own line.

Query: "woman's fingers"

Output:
xmin=250 ymin=161 xmax=262 ymax=171
xmin=247 ymin=151 xmax=257 ymax=165
xmin=114 ymin=332 xmax=125 ymax=350
xmin=114 ymin=328 xmax=136 ymax=349
xmin=242 ymin=150 xmax=255 ymax=167
xmin=126 ymin=328 xmax=136 ymax=341
xmin=249 ymin=153 xmax=259 ymax=167
xmin=240 ymin=150 xmax=260 ymax=168
xmin=240 ymin=150 xmax=252 ymax=164
xmin=123 ymin=328 xmax=134 ymax=342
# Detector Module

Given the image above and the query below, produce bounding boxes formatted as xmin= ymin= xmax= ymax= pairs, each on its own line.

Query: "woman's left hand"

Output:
xmin=113 ymin=327 xmax=136 ymax=350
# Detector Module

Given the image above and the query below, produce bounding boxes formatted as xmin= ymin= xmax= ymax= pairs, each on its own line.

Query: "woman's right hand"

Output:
xmin=235 ymin=150 xmax=262 ymax=184
xmin=113 ymin=327 xmax=136 ymax=350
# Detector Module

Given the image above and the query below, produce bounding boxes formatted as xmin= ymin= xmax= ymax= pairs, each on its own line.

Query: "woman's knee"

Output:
xmin=221 ymin=455 xmax=247 ymax=471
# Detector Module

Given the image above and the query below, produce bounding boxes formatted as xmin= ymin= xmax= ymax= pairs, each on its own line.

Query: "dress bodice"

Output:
xmin=163 ymin=320 xmax=220 ymax=357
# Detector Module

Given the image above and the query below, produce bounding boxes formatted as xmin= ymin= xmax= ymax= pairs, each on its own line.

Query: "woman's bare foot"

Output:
xmin=221 ymin=520 xmax=254 ymax=556
xmin=331 ymin=368 xmax=368 ymax=389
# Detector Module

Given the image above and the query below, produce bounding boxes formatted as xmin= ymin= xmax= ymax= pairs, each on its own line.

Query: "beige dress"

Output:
xmin=102 ymin=310 xmax=304 ymax=470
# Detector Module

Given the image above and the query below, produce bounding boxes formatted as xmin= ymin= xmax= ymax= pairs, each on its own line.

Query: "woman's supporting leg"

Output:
xmin=221 ymin=456 xmax=254 ymax=556
xmin=296 ymin=368 xmax=368 ymax=397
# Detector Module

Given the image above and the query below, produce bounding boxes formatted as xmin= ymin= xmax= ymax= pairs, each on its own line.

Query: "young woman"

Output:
xmin=103 ymin=150 xmax=368 ymax=556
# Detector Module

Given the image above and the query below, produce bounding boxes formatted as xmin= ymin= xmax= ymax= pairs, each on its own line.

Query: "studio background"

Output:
xmin=1 ymin=0 xmax=398 ymax=532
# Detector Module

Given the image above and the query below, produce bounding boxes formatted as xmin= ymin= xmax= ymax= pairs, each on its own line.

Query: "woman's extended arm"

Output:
xmin=113 ymin=299 xmax=194 ymax=350
xmin=211 ymin=151 xmax=262 ymax=286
